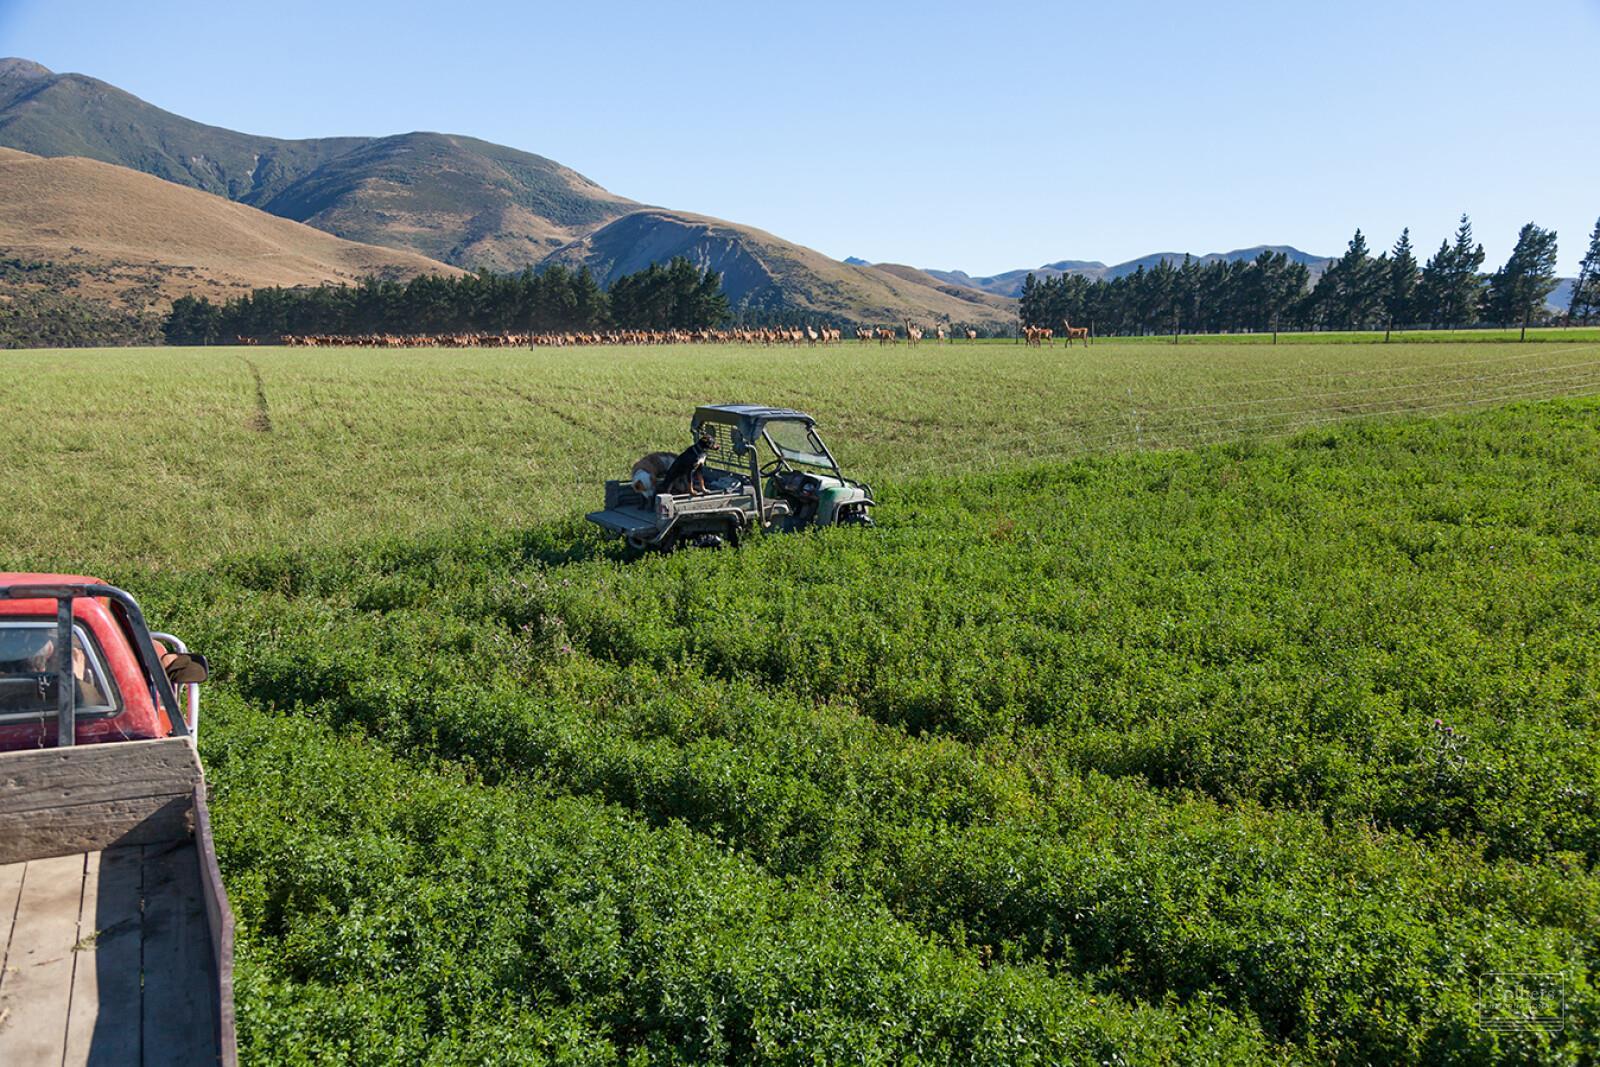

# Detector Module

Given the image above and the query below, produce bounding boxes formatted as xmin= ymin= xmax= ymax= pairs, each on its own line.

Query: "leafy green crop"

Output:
xmin=102 ymin=398 xmax=1600 ymax=1064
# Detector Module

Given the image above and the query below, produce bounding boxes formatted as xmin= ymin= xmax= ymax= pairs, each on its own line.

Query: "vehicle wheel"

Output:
xmin=654 ymin=532 xmax=678 ymax=554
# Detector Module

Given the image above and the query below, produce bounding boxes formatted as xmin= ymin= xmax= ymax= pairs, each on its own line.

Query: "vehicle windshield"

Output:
xmin=763 ymin=420 xmax=832 ymax=468
xmin=0 ymin=622 xmax=118 ymax=719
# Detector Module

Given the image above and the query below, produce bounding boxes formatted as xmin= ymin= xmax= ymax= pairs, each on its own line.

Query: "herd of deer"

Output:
xmin=275 ymin=322 xmax=1006 ymax=348
xmin=1023 ymin=319 xmax=1092 ymax=347
xmin=279 ymin=328 xmax=837 ymax=348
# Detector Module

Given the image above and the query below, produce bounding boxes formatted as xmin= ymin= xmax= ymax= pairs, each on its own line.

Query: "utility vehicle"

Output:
xmin=0 ymin=575 xmax=234 ymax=1066
xmin=587 ymin=405 xmax=875 ymax=551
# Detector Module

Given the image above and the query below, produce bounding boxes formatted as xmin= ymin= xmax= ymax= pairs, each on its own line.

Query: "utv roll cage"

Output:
xmin=690 ymin=404 xmax=867 ymax=521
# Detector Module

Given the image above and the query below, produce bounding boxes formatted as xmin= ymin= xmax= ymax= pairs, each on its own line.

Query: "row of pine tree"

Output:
xmin=1020 ymin=217 xmax=1600 ymax=337
xmin=161 ymin=219 xmax=1600 ymax=343
xmin=163 ymin=258 xmax=730 ymax=343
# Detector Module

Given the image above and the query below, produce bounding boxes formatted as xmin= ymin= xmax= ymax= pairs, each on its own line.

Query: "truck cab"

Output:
xmin=0 ymin=573 xmax=202 ymax=750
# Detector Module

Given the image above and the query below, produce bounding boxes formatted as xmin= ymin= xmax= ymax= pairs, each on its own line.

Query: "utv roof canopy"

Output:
xmin=693 ymin=404 xmax=817 ymax=430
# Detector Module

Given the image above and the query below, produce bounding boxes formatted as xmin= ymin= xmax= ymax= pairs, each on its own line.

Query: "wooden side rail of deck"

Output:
xmin=0 ymin=738 xmax=237 ymax=1065
xmin=0 ymin=738 xmax=201 ymax=866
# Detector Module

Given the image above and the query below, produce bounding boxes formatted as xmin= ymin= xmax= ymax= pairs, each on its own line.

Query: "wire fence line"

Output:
xmin=556 ymin=347 xmax=1600 ymax=485
xmin=1143 ymin=352 xmax=1600 ymax=416
xmin=1133 ymin=379 xmax=1600 ymax=455
xmin=1053 ymin=343 xmax=1598 ymax=408
xmin=1003 ymin=363 xmax=1600 ymax=450
xmin=1118 ymin=364 xmax=1600 ymax=436
xmin=967 ymin=363 xmax=1600 ymax=470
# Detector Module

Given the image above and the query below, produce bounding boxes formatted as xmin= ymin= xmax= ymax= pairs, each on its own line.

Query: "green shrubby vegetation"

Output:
xmin=205 ymin=699 xmax=1279 ymax=1064
xmin=0 ymin=257 xmax=162 ymax=347
xmin=108 ymin=400 xmax=1600 ymax=1063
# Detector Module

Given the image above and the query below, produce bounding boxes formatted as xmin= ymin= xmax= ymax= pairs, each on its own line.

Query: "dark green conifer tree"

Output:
xmin=1569 ymin=217 xmax=1600 ymax=322
xmin=1487 ymin=223 xmax=1559 ymax=337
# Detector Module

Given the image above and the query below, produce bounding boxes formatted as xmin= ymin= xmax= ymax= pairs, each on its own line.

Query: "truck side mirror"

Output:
xmin=164 ymin=652 xmax=210 ymax=684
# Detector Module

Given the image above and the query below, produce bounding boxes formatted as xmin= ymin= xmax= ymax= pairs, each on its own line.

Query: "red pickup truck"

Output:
xmin=0 ymin=574 xmax=235 ymax=1065
xmin=0 ymin=572 xmax=207 ymax=749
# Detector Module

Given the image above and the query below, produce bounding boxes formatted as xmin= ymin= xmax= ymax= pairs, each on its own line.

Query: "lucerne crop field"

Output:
xmin=3 ymin=338 xmax=1599 ymax=1064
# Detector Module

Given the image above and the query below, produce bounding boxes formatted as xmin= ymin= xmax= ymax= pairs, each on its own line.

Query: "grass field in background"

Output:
xmin=4 ymin=337 xmax=1600 ymax=572
xmin=3 ymin=341 xmax=1599 ymax=1062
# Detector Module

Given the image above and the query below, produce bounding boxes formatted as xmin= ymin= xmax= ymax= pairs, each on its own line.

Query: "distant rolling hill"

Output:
xmin=0 ymin=58 xmax=362 ymax=208
xmin=0 ymin=58 xmax=636 ymax=272
xmin=5 ymin=57 xmax=1568 ymax=331
xmin=544 ymin=210 xmax=1017 ymax=328
xmin=0 ymin=146 xmax=459 ymax=308
xmin=251 ymin=132 xmax=638 ymax=271
xmin=0 ymin=57 xmax=1015 ymax=325
xmin=927 ymin=246 xmax=1335 ymax=297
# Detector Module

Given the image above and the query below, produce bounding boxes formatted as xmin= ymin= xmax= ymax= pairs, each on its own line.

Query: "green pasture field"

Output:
xmin=3 ymin=340 xmax=1600 ymax=1063
xmin=4 ymin=337 xmax=1600 ymax=570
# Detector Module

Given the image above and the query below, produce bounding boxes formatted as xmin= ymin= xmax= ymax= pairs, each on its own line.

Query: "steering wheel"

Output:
xmin=760 ymin=457 xmax=785 ymax=477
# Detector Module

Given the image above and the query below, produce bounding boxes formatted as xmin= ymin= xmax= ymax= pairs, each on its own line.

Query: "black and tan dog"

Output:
xmin=656 ymin=430 xmax=716 ymax=496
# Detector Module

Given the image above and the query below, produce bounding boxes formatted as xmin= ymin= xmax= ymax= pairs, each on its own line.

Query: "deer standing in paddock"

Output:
xmin=1062 ymin=317 xmax=1090 ymax=346
xmin=935 ymin=325 xmax=947 ymax=343
xmin=904 ymin=321 xmax=924 ymax=346
xmin=966 ymin=329 xmax=978 ymax=341
xmin=877 ymin=327 xmax=897 ymax=345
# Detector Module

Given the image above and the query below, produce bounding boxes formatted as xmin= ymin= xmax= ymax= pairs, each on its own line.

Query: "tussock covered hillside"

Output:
xmin=0 ymin=146 xmax=460 ymax=307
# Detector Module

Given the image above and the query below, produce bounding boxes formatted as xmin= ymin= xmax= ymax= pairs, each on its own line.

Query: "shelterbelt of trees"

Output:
xmin=163 ymin=257 xmax=730 ymax=345
xmin=1022 ymin=215 xmax=1600 ymax=336
xmin=161 ymin=216 xmax=1600 ymax=345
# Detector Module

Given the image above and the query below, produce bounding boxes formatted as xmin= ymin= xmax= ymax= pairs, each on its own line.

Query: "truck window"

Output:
xmin=0 ymin=621 xmax=120 ymax=719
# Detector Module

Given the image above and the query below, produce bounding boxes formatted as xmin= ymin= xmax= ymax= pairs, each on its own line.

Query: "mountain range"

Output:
xmin=921 ymin=247 xmax=1336 ymax=299
xmin=4 ymin=57 xmax=1567 ymax=326
xmin=0 ymin=57 xmax=1014 ymax=327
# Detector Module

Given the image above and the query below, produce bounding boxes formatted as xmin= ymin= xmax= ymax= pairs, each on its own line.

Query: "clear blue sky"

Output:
xmin=3 ymin=0 xmax=1597 ymax=274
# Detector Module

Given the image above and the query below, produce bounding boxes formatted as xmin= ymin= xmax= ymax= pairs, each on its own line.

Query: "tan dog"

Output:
xmin=630 ymin=451 xmax=678 ymax=497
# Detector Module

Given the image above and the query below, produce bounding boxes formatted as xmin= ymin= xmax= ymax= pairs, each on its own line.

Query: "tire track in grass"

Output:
xmin=240 ymin=357 xmax=272 ymax=433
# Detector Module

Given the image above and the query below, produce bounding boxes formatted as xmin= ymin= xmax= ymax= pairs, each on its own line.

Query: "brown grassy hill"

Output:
xmin=0 ymin=60 xmax=636 ymax=272
xmin=867 ymin=262 xmax=1024 ymax=314
xmin=544 ymin=209 xmax=1017 ymax=329
xmin=0 ymin=147 xmax=459 ymax=308
xmin=257 ymin=132 xmax=638 ymax=271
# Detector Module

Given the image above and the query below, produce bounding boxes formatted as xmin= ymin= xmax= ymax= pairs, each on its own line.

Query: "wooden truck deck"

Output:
xmin=0 ymin=844 xmax=219 ymax=1065
xmin=0 ymin=739 xmax=235 ymax=1066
